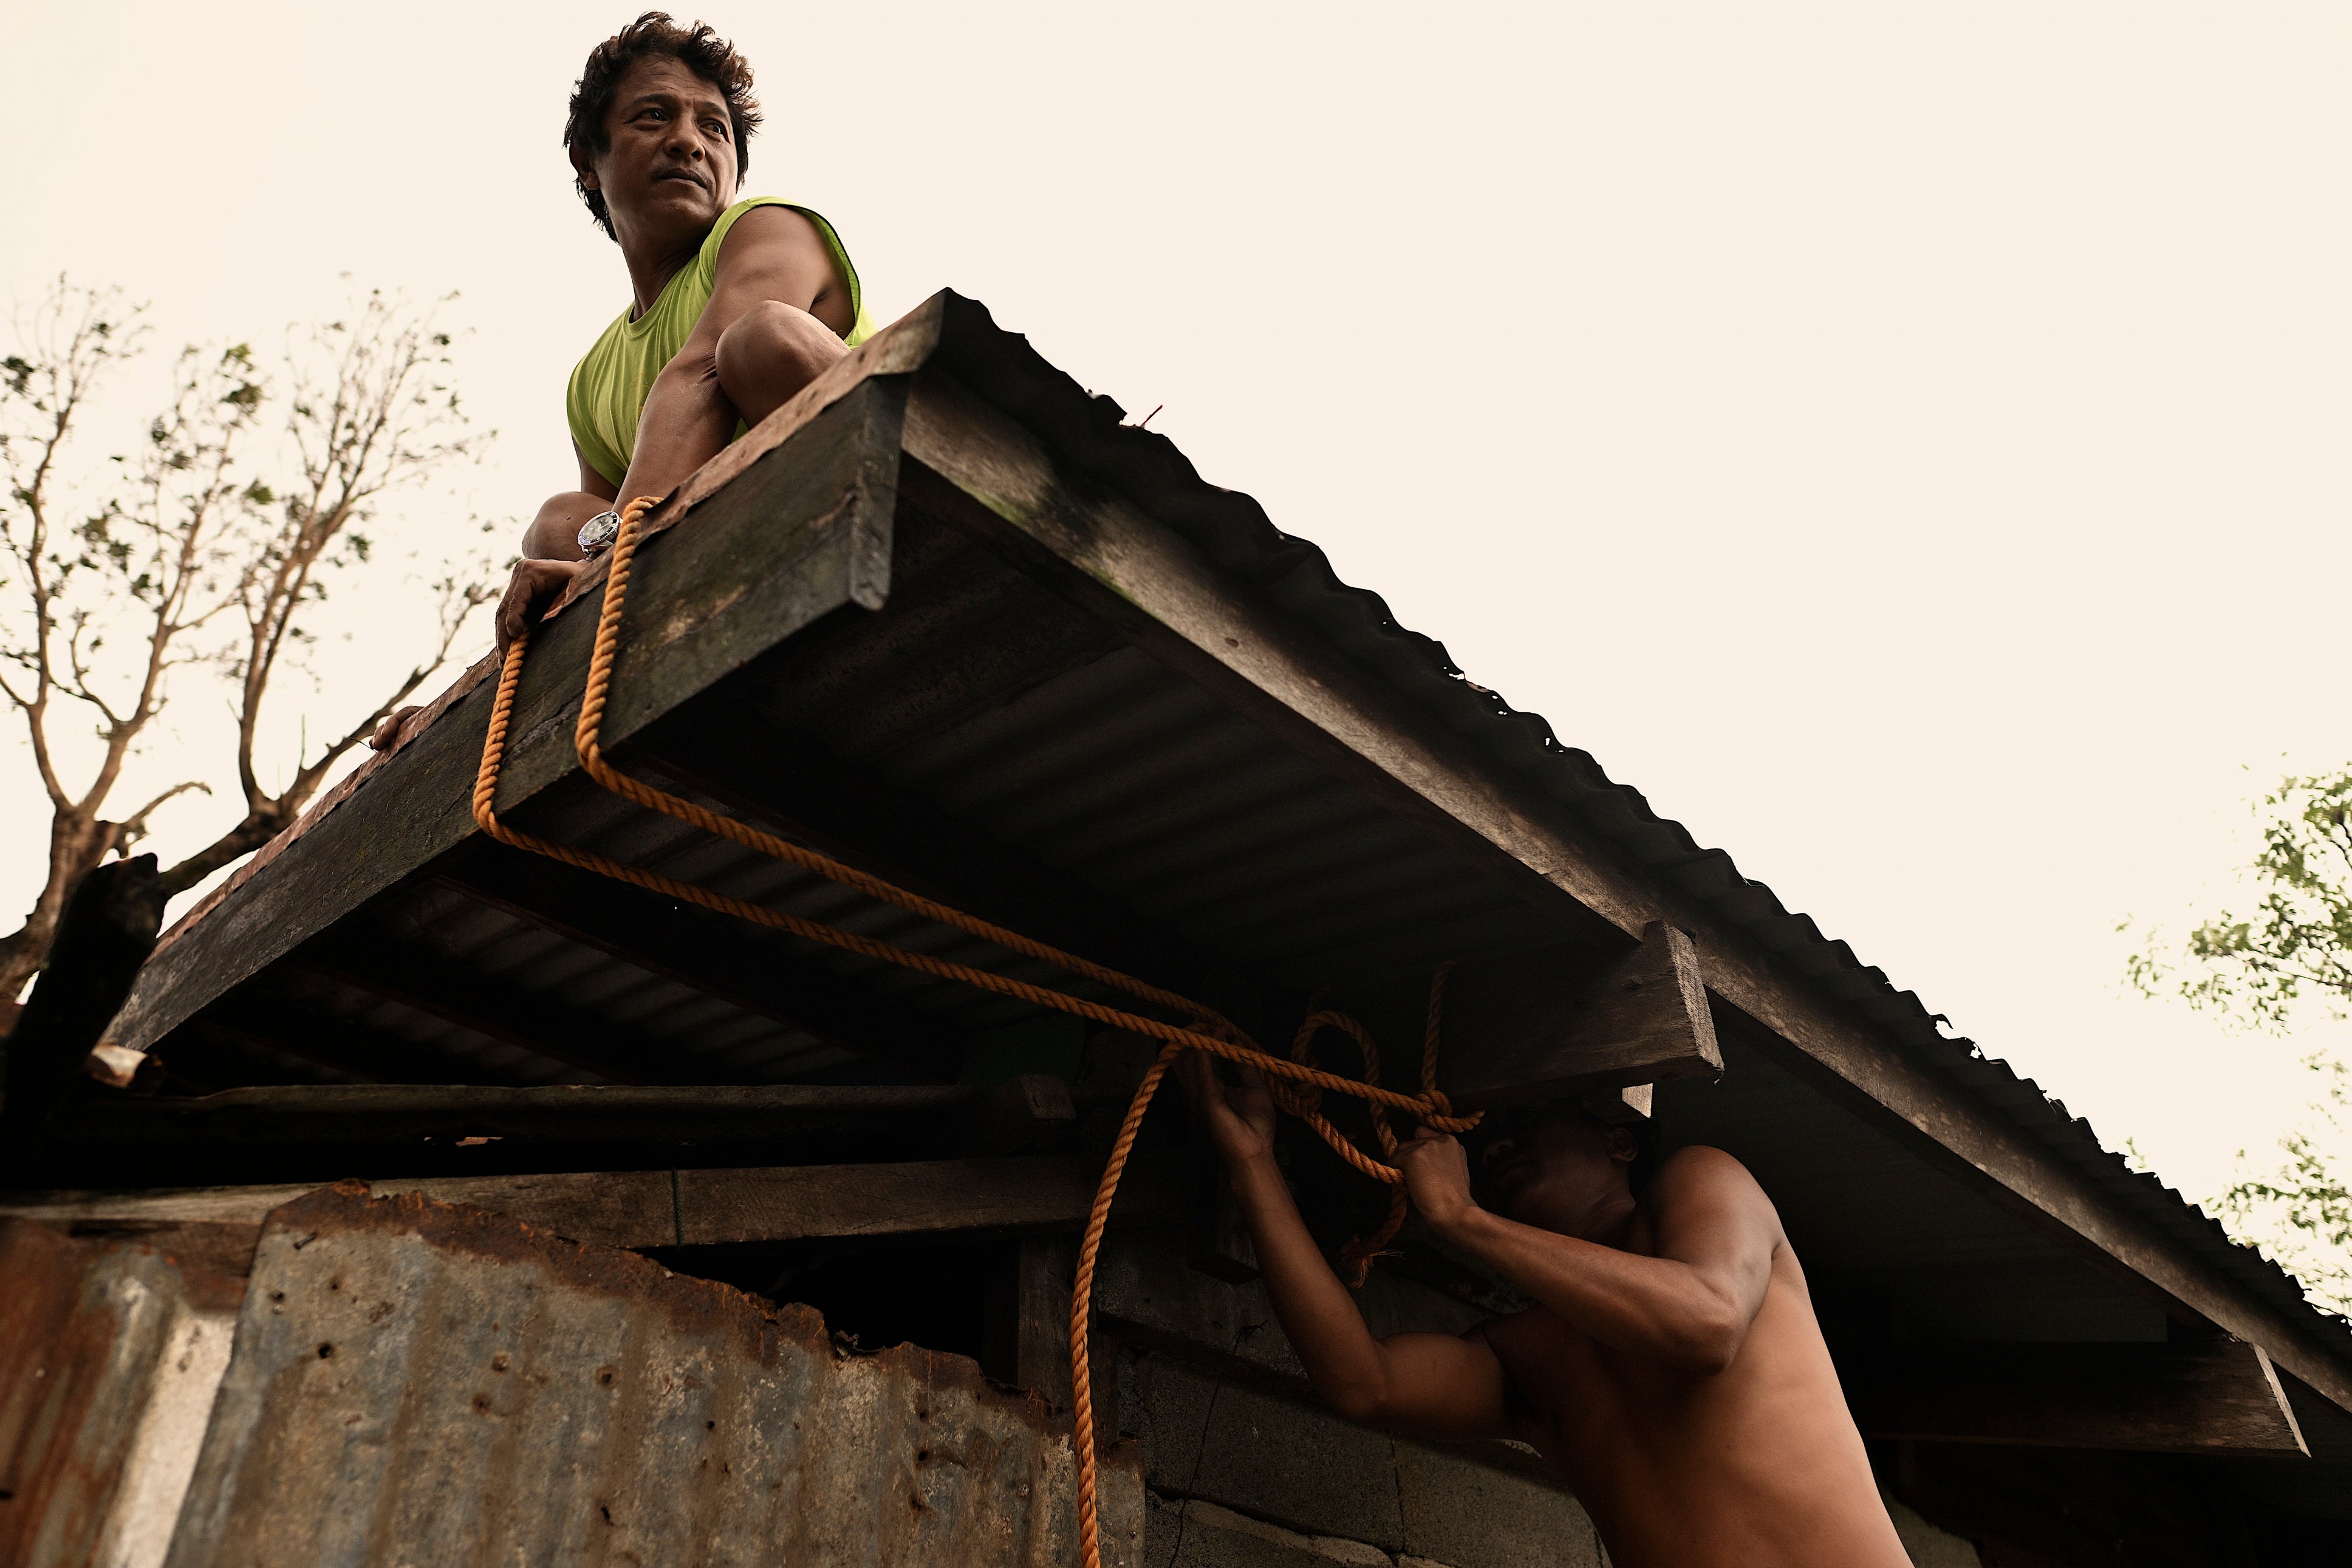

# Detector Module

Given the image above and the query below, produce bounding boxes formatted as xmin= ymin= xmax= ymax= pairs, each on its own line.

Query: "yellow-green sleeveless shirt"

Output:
xmin=566 ymin=196 xmax=878 ymax=489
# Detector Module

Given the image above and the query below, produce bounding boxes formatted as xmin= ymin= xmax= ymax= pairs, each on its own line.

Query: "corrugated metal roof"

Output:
xmin=115 ymin=293 xmax=2352 ymax=1377
xmin=162 ymin=1183 xmax=1143 ymax=1568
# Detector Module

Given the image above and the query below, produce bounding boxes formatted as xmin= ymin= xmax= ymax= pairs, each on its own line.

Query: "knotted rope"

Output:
xmin=472 ymin=495 xmax=1479 ymax=1568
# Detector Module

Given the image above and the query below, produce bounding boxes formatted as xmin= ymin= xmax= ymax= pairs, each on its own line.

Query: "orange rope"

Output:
xmin=472 ymin=496 xmax=1480 ymax=1568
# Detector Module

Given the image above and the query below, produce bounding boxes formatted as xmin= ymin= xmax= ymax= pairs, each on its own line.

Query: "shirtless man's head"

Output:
xmin=1469 ymin=1101 xmax=1641 ymax=1235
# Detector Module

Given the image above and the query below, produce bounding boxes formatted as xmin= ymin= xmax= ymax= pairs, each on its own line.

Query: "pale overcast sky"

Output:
xmin=5 ymin=1 xmax=2351 ymax=1214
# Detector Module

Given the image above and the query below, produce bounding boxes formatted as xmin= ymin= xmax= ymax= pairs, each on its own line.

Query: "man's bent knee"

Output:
xmin=716 ymin=301 xmax=847 ymax=425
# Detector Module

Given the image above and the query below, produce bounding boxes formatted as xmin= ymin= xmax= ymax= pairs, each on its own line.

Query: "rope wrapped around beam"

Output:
xmin=473 ymin=496 xmax=1479 ymax=1568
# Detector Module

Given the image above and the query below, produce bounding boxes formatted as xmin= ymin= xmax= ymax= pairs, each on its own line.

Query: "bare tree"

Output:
xmin=0 ymin=278 xmax=495 ymax=1001
xmin=160 ymin=293 xmax=495 ymax=893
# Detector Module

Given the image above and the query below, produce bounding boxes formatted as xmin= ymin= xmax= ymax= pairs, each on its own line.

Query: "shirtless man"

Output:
xmin=1179 ymin=1052 xmax=1913 ymax=1568
xmin=372 ymin=13 xmax=872 ymax=750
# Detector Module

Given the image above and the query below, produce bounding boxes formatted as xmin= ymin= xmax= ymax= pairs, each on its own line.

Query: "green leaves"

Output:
xmin=2130 ymin=769 xmax=2352 ymax=1033
xmin=2212 ymin=1055 xmax=2352 ymax=1313
xmin=2130 ymin=772 xmax=2352 ymax=1311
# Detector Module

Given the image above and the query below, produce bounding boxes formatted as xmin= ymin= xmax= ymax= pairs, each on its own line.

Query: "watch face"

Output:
xmin=578 ymin=512 xmax=621 ymax=554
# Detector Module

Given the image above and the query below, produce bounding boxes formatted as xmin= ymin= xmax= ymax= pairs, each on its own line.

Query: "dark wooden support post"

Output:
xmin=1848 ymin=1337 xmax=2308 ymax=1456
xmin=1 ymin=855 xmax=169 ymax=1167
xmin=994 ymin=1231 xmax=1119 ymax=1444
xmin=1338 ymin=923 xmax=1721 ymax=1113
xmin=1435 ymin=922 xmax=1720 ymax=1110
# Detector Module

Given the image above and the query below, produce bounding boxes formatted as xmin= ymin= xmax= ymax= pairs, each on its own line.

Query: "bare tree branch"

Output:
xmin=117 ymin=779 xmax=212 ymax=845
xmin=155 ymin=290 xmax=488 ymax=900
xmin=0 ymin=279 xmax=497 ymax=988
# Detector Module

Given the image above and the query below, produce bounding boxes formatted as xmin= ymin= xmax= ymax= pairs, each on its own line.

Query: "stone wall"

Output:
xmin=1096 ymin=1229 xmax=1984 ymax=1568
xmin=1132 ymin=1357 xmax=1605 ymax=1568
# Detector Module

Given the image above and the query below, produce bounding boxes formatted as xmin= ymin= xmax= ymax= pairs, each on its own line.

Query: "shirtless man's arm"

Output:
xmin=1180 ymin=1052 xmax=1515 ymax=1440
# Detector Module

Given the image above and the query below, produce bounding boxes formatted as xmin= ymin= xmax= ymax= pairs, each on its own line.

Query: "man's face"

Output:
xmin=579 ymin=54 xmax=739 ymax=244
xmin=1470 ymin=1103 xmax=1635 ymax=1224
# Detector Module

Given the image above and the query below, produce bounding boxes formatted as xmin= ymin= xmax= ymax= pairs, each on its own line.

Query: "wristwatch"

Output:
xmin=577 ymin=510 xmax=623 ymax=557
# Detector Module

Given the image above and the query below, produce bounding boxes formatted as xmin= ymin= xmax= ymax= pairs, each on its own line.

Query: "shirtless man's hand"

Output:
xmin=1179 ymin=1051 xmax=1912 ymax=1568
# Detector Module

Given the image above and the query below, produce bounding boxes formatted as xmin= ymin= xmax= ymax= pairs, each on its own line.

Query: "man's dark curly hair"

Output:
xmin=564 ymin=12 xmax=763 ymax=241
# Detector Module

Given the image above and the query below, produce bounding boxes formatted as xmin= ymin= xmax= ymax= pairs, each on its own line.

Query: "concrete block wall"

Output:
xmin=1095 ymin=1230 xmax=1983 ymax=1568
xmin=1130 ymin=1356 xmax=1606 ymax=1568
xmin=1130 ymin=1356 xmax=1984 ymax=1568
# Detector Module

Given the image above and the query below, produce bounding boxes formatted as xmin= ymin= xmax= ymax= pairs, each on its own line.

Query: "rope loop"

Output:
xmin=473 ymin=494 xmax=1480 ymax=1568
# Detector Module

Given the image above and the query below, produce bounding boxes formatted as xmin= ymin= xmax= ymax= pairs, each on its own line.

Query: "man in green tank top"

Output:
xmin=460 ymin=13 xmax=878 ymax=680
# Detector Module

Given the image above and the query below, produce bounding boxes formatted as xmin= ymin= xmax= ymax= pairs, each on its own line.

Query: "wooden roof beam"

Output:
xmin=1850 ymin=1337 xmax=2308 ymax=1457
xmin=47 ymin=1075 xmax=1075 ymax=1153
xmin=0 ymin=1148 xmax=1186 ymax=1256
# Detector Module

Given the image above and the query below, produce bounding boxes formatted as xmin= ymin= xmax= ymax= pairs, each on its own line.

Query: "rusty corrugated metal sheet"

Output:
xmin=0 ymin=1221 xmax=242 ymax=1568
xmin=162 ymin=1184 xmax=1142 ymax=1567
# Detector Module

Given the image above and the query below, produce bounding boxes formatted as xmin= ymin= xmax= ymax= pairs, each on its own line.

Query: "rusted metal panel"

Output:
xmin=162 ymin=1182 xmax=1143 ymax=1567
xmin=0 ymin=1220 xmax=242 ymax=1568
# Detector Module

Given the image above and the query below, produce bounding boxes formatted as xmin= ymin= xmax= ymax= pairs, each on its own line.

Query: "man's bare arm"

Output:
xmin=516 ymin=447 xmax=624 ymax=562
xmin=611 ymin=205 xmax=848 ymax=506
xmin=1180 ymin=1052 xmax=1514 ymax=1441
xmin=1398 ymin=1137 xmax=1780 ymax=1374
xmin=495 ymin=206 xmax=841 ymax=655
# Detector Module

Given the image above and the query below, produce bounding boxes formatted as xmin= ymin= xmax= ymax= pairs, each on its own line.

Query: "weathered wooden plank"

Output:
xmin=894 ymin=364 xmax=2352 ymax=1414
xmin=109 ymin=377 xmax=909 ymax=1059
xmin=51 ymin=1077 xmax=1073 ymax=1150
xmin=1850 ymin=1337 xmax=2308 ymax=1456
xmin=0 ymin=1152 xmax=1183 ymax=1253
xmin=1001 ymin=1233 xmax=1121 ymax=1442
xmin=676 ymin=1154 xmax=1175 ymax=1246
xmin=0 ymin=1170 xmax=674 ymax=1242
xmin=1347 ymin=924 xmax=1720 ymax=1110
